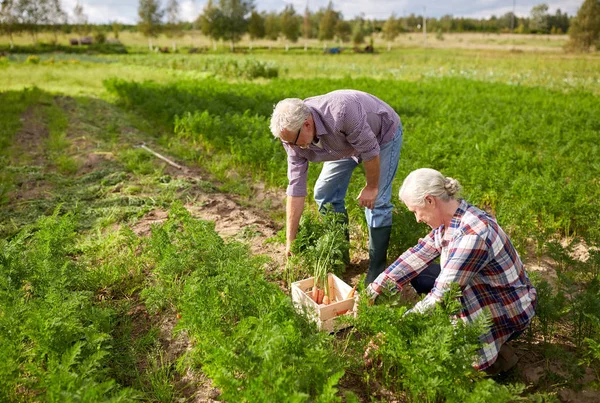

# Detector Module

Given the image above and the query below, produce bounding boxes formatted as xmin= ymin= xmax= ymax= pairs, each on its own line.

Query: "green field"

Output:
xmin=1 ymin=43 xmax=599 ymax=402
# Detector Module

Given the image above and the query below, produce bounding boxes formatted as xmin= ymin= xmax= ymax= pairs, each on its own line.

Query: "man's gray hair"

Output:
xmin=399 ymin=168 xmax=462 ymax=207
xmin=269 ymin=98 xmax=310 ymax=138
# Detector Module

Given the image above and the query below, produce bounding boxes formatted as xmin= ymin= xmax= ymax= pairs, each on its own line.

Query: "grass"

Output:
xmin=0 ymin=30 xmax=571 ymax=50
xmin=1 ymin=48 xmax=599 ymax=98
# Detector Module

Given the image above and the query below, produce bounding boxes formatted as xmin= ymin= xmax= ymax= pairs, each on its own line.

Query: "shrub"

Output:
xmin=94 ymin=31 xmax=107 ymax=44
xmin=25 ymin=55 xmax=40 ymax=64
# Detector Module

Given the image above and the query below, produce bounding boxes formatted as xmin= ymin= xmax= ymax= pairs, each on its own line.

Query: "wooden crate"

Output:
xmin=291 ymin=273 xmax=358 ymax=333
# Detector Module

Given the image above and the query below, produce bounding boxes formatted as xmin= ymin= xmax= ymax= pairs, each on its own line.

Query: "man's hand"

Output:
xmin=357 ymin=186 xmax=378 ymax=210
xmin=286 ymin=195 xmax=305 ymax=260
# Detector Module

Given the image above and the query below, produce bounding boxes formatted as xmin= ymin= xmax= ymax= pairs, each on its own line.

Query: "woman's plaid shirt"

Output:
xmin=368 ymin=199 xmax=537 ymax=370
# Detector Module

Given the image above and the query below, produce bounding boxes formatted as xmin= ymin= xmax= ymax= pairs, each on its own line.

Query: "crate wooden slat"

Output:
xmin=291 ymin=273 xmax=358 ymax=332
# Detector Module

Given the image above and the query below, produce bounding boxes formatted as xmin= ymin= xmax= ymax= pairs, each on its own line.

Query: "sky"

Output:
xmin=61 ymin=0 xmax=583 ymax=25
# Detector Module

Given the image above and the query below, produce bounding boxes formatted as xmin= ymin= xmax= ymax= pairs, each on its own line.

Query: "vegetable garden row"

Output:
xmin=1 ymin=53 xmax=599 ymax=401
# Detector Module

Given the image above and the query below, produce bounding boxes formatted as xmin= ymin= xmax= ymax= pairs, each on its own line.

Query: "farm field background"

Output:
xmin=1 ymin=37 xmax=600 ymax=402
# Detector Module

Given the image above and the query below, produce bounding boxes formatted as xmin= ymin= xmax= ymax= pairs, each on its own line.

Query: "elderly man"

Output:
xmin=269 ymin=90 xmax=403 ymax=283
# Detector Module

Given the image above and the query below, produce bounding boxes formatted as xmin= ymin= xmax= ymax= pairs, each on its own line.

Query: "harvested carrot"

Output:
xmin=317 ymin=288 xmax=324 ymax=304
xmin=346 ymin=285 xmax=357 ymax=299
xmin=312 ymin=286 xmax=320 ymax=302
xmin=336 ymin=309 xmax=349 ymax=316
xmin=322 ymin=295 xmax=330 ymax=305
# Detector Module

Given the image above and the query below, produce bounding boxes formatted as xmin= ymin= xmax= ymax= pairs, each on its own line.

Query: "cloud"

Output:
xmin=63 ymin=0 xmax=581 ymax=24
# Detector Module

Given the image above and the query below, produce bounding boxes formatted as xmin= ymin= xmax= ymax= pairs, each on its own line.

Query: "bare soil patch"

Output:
xmin=12 ymin=106 xmax=49 ymax=165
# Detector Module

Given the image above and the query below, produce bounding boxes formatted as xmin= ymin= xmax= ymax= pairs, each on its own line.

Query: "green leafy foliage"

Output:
xmin=139 ymin=203 xmax=345 ymax=401
xmin=355 ymin=284 xmax=523 ymax=402
xmin=0 ymin=211 xmax=137 ymax=401
xmin=289 ymin=208 xmax=349 ymax=287
xmin=106 ymin=74 xmax=600 ymax=251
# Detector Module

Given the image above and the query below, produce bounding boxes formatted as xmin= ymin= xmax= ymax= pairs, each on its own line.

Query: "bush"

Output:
xmin=25 ymin=55 xmax=40 ymax=64
xmin=94 ymin=31 xmax=107 ymax=44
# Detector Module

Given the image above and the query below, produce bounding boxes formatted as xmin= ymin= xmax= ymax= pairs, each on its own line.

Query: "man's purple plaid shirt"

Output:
xmin=368 ymin=199 xmax=537 ymax=370
xmin=282 ymin=90 xmax=400 ymax=197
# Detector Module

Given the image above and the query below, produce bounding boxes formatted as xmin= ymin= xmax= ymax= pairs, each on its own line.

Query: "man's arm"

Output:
xmin=358 ymin=155 xmax=380 ymax=210
xmin=286 ymin=195 xmax=305 ymax=256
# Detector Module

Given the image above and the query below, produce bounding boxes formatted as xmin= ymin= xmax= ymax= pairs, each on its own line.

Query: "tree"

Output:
xmin=351 ymin=21 xmax=365 ymax=46
xmin=335 ymin=20 xmax=351 ymax=43
xmin=530 ymin=3 xmax=549 ymax=33
xmin=498 ymin=12 xmax=518 ymax=32
xmin=217 ymin=0 xmax=253 ymax=51
xmin=247 ymin=10 xmax=265 ymax=50
xmin=548 ymin=9 xmax=570 ymax=34
xmin=73 ymin=1 xmax=89 ymax=45
xmin=318 ymin=1 xmax=338 ymax=41
xmin=165 ymin=0 xmax=182 ymax=51
xmin=0 ymin=0 xmax=20 ymax=49
xmin=302 ymin=5 xmax=311 ymax=51
xmin=18 ymin=0 xmax=49 ymax=44
xmin=280 ymin=4 xmax=299 ymax=50
xmin=46 ymin=0 xmax=66 ymax=45
xmin=567 ymin=0 xmax=600 ymax=52
xmin=439 ymin=14 xmax=453 ymax=32
xmin=138 ymin=0 xmax=163 ymax=50
xmin=111 ymin=20 xmax=121 ymax=39
xmin=382 ymin=13 xmax=400 ymax=51
xmin=199 ymin=0 xmax=221 ymax=50
xmin=264 ymin=11 xmax=280 ymax=49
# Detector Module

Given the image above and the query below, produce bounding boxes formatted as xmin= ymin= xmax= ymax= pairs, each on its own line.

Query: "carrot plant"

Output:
xmin=0 ymin=211 xmax=138 ymax=401
xmin=140 ymin=203 xmax=350 ymax=401
xmin=288 ymin=209 xmax=349 ymax=289
xmin=106 ymin=74 xmax=600 ymax=251
xmin=353 ymin=284 xmax=524 ymax=402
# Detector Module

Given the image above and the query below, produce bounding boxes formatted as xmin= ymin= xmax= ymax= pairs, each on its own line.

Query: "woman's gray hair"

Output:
xmin=269 ymin=98 xmax=310 ymax=138
xmin=399 ymin=168 xmax=462 ymax=207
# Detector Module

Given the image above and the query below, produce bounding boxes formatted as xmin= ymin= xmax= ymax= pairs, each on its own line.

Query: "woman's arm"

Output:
xmin=368 ymin=231 xmax=440 ymax=297
xmin=411 ymin=232 xmax=489 ymax=313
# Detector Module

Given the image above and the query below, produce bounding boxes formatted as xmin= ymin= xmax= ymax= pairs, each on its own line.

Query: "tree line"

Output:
xmin=1 ymin=0 xmax=599 ymax=52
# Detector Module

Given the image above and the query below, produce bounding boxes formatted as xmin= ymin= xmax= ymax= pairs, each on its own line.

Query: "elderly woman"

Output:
xmin=367 ymin=168 xmax=537 ymax=375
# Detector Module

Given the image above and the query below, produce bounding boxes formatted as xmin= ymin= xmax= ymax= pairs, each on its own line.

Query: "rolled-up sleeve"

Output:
xmin=339 ymin=102 xmax=380 ymax=162
xmin=432 ymin=233 xmax=489 ymax=299
xmin=368 ymin=231 xmax=440 ymax=297
xmin=412 ymin=232 xmax=489 ymax=314
xmin=286 ymin=154 xmax=309 ymax=197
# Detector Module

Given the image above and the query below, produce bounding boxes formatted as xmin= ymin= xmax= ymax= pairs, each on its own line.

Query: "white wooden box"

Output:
xmin=291 ymin=273 xmax=358 ymax=333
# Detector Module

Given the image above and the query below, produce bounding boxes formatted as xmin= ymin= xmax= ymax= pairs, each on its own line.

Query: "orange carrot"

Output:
xmin=336 ymin=309 xmax=349 ymax=316
xmin=312 ymin=286 xmax=320 ymax=302
xmin=317 ymin=288 xmax=324 ymax=304
xmin=322 ymin=295 xmax=330 ymax=305
xmin=346 ymin=285 xmax=357 ymax=299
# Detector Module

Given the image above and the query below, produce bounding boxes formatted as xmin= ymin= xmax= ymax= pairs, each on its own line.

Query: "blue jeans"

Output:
xmin=313 ymin=127 xmax=403 ymax=228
